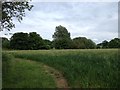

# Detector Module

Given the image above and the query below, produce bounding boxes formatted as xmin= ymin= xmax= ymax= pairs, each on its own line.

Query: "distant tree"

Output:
xmin=86 ymin=39 xmax=96 ymax=49
xmin=72 ymin=37 xmax=96 ymax=49
xmin=42 ymin=39 xmax=52 ymax=49
xmin=52 ymin=25 xmax=72 ymax=49
xmin=10 ymin=32 xmax=29 ymax=50
xmin=1 ymin=1 xmax=33 ymax=31
xmin=28 ymin=32 xmax=44 ymax=50
xmin=108 ymin=38 xmax=120 ymax=48
xmin=97 ymin=38 xmax=120 ymax=49
xmin=97 ymin=40 xmax=109 ymax=49
xmin=102 ymin=40 xmax=109 ymax=48
xmin=72 ymin=37 xmax=86 ymax=49
xmin=2 ymin=37 xmax=10 ymax=49
xmin=96 ymin=43 xmax=102 ymax=49
xmin=10 ymin=32 xmax=45 ymax=50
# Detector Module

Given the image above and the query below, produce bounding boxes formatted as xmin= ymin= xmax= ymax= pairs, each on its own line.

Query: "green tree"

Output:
xmin=102 ymin=40 xmax=109 ymax=48
xmin=2 ymin=37 xmax=10 ymax=49
xmin=1 ymin=1 xmax=33 ymax=31
xmin=28 ymin=32 xmax=44 ymax=50
xmin=96 ymin=43 xmax=102 ymax=49
xmin=42 ymin=39 xmax=52 ymax=49
xmin=108 ymin=38 xmax=120 ymax=48
xmin=72 ymin=37 xmax=96 ymax=49
xmin=52 ymin=25 xmax=72 ymax=49
xmin=86 ymin=39 xmax=96 ymax=49
xmin=10 ymin=32 xmax=45 ymax=50
xmin=10 ymin=32 xmax=29 ymax=50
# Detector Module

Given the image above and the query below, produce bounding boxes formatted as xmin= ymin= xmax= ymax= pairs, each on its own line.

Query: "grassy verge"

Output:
xmin=2 ymin=53 xmax=56 ymax=88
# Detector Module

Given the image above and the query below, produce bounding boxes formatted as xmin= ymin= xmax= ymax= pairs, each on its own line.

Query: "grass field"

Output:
xmin=2 ymin=49 xmax=120 ymax=88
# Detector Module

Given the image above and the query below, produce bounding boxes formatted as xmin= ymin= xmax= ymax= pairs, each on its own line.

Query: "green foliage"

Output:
xmin=42 ymin=39 xmax=52 ymax=49
xmin=1 ymin=2 xmax=33 ymax=31
xmin=10 ymin=32 xmax=45 ymax=50
xmin=2 ymin=37 xmax=10 ymax=49
xmin=86 ymin=39 xmax=96 ymax=49
xmin=11 ymin=49 xmax=119 ymax=88
xmin=53 ymin=25 xmax=72 ymax=49
xmin=108 ymin=38 xmax=120 ymax=48
xmin=2 ymin=30 xmax=119 ymax=50
xmin=52 ymin=25 xmax=96 ymax=49
xmin=97 ymin=40 xmax=109 ymax=49
xmin=102 ymin=40 xmax=109 ymax=48
xmin=72 ymin=37 xmax=96 ymax=49
xmin=28 ymin=32 xmax=44 ymax=50
xmin=10 ymin=32 xmax=29 ymax=50
xmin=97 ymin=38 xmax=120 ymax=49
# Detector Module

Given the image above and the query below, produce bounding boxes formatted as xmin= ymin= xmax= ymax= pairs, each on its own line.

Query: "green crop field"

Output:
xmin=2 ymin=49 xmax=120 ymax=88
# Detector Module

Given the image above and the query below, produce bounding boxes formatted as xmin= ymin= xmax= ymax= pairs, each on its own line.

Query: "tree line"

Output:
xmin=97 ymin=38 xmax=120 ymax=49
xmin=1 ymin=25 xmax=120 ymax=50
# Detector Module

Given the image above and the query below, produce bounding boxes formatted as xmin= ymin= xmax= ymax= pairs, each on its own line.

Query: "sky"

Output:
xmin=0 ymin=1 xmax=118 ymax=44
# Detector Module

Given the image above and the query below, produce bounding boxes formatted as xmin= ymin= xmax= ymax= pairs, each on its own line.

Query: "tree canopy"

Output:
xmin=108 ymin=38 xmax=120 ymax=48
xmin=72 ymin=37 xmax=96 ymax=49
xmin=97 ymin=38 xmax=120 ymax=48
xmin=1 ymin=37 xmax=10 ymax=49
xmin=10 ymin=32 xmax=45 ymax=50
xmin=28 ymin=32 xmax=44 ymax=50
xmin=52 ymin=25 xmax=72 ymax=49
xmin=1 ymin=1 xmax=33 ymax=31
xmin=10 ymin=32 xmax=29 ymax=50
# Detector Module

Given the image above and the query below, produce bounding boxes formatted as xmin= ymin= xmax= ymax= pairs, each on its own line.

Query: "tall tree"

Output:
xmin=1 ymin=1 xmax=33 ymax=31
xmin=52 ymin=25 xmax=72 ymax=49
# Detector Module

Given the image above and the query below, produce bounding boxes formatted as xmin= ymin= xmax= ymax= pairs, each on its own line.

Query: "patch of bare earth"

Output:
xmin=43 ymin=65 xmax=69 ymax=88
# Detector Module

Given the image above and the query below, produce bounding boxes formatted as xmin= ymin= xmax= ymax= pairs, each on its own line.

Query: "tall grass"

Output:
xmin=5 ymin=49 xmax=120 ymax=88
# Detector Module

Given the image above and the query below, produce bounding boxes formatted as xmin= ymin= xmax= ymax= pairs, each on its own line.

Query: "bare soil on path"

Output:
xmin=43 ymin=64 xmax=69 ymax=88
xmin=16 ymin=58 xmax=69 ymax=88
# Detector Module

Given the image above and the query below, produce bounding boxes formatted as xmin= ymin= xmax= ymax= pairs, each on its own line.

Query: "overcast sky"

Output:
xmin=0 ymin=1 xmax=118 ymax=44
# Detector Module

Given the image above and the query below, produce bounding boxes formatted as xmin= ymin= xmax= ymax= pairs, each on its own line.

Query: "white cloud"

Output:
xmin=0 ymin=2 xmax=118 ymax=44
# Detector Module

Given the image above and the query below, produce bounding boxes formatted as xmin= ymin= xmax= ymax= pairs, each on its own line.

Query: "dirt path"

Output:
xmin=16 ymin=58 xmax=69 ymax=88
xmin=43 ymin=64 xmax=69 ymax=88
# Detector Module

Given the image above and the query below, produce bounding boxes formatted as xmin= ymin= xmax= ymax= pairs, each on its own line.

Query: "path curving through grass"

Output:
xmin=21 ymin=59 xmax=69 ymax=88
xmin=43 ymin=64 xmax=69 ymax=88
xmin=3 ymin=49 xmax=119 ymax=88
xmin=3 ymin=53 xmax=69 ymax=88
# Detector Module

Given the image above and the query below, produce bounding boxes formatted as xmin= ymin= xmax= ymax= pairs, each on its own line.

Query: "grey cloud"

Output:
xmin=0 ymin=2 xmax=118 ymax=44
